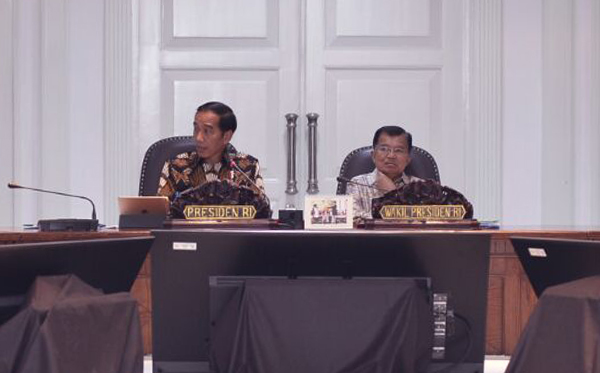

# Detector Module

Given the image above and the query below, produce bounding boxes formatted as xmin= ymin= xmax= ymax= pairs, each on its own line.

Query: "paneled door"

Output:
xmin=139 ymin=0 xmax=302 ymax=212
xmin=139 ymin=0 xmax=464 ymax=211
xmin=305 ymin=0 xmax=464 ymax=194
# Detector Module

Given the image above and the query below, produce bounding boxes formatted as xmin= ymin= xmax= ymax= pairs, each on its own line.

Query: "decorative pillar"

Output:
xmin=465 ymin=0 xmax=503 ymax=221
xmin=104 ymin=0 xmax=136 ymax=225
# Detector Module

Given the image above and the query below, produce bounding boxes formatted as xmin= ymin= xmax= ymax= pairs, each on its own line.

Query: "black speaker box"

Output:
xmin=278 ymin=209 xmax=304 ymax=229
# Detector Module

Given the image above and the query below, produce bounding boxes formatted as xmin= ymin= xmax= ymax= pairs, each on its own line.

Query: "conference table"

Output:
xmin=1 ymin=225 xmax=599 ymax=357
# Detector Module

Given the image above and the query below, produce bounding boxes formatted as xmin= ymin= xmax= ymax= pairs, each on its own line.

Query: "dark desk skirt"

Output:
xmin=210 ymin=278 xmax=433 ymax=373
xmin=506 ymin=275 xmax=600 ymax=373
xmin=0 ymin=275 xmax=143 ymax=373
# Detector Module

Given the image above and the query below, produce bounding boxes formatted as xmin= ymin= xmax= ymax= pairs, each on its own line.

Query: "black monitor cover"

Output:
xmin=0 ymin=236 xmax=153 ymax=325
xmin=209 ymin=276 xmax=433 ymax=373
xmin=511 ymin=236 xmax=600 ymax=297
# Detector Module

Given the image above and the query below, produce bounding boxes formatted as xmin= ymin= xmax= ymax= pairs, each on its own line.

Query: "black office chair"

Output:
xmin=336 ymin=145 xmax=440 ymax=194
xmin=138 ymin=136 xmax=196 ymax=196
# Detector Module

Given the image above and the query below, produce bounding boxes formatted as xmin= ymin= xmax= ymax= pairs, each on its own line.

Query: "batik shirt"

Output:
xmin=347 ymin=169 xmax=421 ymax=220
xmin=157 ymin=144 xmax=265 ymax=200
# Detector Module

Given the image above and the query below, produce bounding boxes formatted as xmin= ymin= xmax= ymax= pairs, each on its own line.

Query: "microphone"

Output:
xmin=228 ymin=160 xmax=271 ymax=206
xmin=8 ymin=182 xmax=99 ymax=231
xmin=336 ymin=176 xmax=389 ymax=192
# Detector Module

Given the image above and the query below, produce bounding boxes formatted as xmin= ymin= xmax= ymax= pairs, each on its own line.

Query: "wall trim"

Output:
xmin=465 ymin=0 xmax=503 ymax=221
xmin=0 ymin=0 xmax=14 ymax=226
xmin=104 ymin=0 xmax=136 ymax=225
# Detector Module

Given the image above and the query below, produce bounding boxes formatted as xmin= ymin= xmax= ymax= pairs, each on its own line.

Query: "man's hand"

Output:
xmin=374 ymin=171 xmax=396 ymax=192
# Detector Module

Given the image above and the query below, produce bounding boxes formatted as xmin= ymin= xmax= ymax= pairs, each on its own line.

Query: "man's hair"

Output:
xmin=196 ymin=101 xmax=237 ymax=134
xmin=372 ymin=126 xmax=413 ymax=152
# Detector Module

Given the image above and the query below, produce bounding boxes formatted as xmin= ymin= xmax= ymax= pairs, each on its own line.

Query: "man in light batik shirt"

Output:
xmin=347 ymin=126 xmax=422 ymax=220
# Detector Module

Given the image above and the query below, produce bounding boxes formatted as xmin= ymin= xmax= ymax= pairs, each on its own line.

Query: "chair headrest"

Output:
xmin=336 ymin=145 xmax=440 ymax=194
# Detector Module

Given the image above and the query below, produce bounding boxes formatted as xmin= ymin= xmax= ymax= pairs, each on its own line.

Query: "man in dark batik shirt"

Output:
xmin=157 ymin=101 xmax=265 ymax=200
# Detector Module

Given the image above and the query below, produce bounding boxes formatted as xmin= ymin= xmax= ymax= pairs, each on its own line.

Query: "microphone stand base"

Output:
xmin=38 ymin=219 xmax=99 ymax=232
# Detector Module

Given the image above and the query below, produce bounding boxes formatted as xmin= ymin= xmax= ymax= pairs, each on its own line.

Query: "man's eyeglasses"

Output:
xmin=374 ymin=145 xmax=408 ymax=156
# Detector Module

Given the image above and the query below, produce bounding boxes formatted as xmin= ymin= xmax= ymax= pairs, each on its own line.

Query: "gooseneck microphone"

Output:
xmin=336 ymin=176 xmax=388 ymax=192
xmin=8 ymin=182 xmax=99 ymax=231
xmin=8 ymin=182 xmax=97 ymax=220
xmin=229 ymin=160 xmax=272 ymax=207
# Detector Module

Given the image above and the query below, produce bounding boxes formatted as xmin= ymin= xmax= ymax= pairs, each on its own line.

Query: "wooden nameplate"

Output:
xmin=359 ymin=219 xmax=481 ymax=230
xmin=163 ymin=218 xmax=276 ymax=230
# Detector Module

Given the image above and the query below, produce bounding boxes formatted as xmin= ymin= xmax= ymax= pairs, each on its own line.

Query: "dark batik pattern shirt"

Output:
xmin=157 ymin=144 xmax=265 ymax=200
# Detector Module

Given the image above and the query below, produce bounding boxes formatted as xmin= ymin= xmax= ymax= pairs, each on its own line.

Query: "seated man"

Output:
xmin=157 ymin=101 xmax=265 ymax=200
xmin=347 ymin=126 xmax=421 ymax=219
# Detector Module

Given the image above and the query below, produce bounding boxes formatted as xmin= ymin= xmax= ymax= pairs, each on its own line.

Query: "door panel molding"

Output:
xmin=162 ymin=0 xmax=279 ymax=49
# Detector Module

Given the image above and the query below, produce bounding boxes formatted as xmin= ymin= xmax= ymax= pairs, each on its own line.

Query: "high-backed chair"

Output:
xmin=138 ymin=136 xmax=196 ymax=196
xmin=336 ymin=145 xmax=440 ymax=194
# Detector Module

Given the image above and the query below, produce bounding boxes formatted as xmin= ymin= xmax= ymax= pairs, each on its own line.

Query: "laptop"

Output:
xmin=511 ymin=236 xmax=600 ymax=297
xmin=118 ymin=196 xmax=169 ymax=215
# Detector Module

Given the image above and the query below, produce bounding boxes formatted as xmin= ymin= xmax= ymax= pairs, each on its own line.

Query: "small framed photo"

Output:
xmin=304 ymin=195 xmax=353 ymax=230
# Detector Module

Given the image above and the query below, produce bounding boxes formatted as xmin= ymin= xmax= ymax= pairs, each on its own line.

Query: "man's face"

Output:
xmin=194 ymin=110 xmax=233 ymax=164
xmin=372 ymin=133 xmax=411 ymax=180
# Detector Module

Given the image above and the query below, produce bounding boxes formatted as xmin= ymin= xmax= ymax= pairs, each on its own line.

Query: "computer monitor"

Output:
xmin=511 ymin=236 xmax=600 ymax=297
xmin=0 ymin=236 xmax=154 ymax=325
xmin=151 ymin=229 xmax=491 ymax=373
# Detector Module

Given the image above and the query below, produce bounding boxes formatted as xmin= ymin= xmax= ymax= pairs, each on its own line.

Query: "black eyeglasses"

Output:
xmin=374 ymin=145 xmax=408 ymax=156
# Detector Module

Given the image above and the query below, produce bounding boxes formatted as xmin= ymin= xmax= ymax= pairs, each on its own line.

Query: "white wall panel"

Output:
xmin=541 ymin=0 xmax=574 ymax=225
xmin=336 ymin=0 xmax=430 ymax=37
xmin=429 ymin=2 xmax=464 ymax=192
xmin=336 ymin=0 xmax=430 ymax=36
xmin=573 ymin=0 xmax=600 ymax=225
xmin=68 ymin=0 xmax=105 ymax=221
xmin=160 ymin=50 xmax=280 ymax=70
xmin=13 ymin=0 xmax=43 ymax=226
xmin=9 ymin=0 xmax=118 ymax=225
xmin=39 ymin=0 xmax=70 ymax=219
xmin=502 ymin=0 xmax=543 ymax=225
xmin=163 ymin=0 xmax=278 ymax=48
xmin=324 ymin=69 xmax=440 ymax=179
xmin=166 ymin=71 xmax=279 ymax=171
xmin=326 ymin=0 xmax=440 ymax=48
xmin=0 ymin=0 xmax=14 ymax=226
xmin=138 ymin=0 xmax=163 ymax=162
xmin=503 ymin=0 xmax=600 ymax=226
xmin=174 ymin=0 xmax=268 ymax=37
